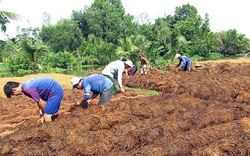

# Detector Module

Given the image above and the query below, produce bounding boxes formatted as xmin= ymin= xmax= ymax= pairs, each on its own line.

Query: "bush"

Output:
xmin=6 ymin=55 xmax=31 ymax=71
xmin=42 ymin=51 xmax=77 ymax=69
xmin=154 ymin=57 xmax=172 ymax=66
xmin=208 ymin=53 xmax=223 ymax=60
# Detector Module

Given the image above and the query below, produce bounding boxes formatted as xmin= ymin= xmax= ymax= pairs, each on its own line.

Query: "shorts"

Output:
xmin=44 ymin=87 xmax=64 ymax=114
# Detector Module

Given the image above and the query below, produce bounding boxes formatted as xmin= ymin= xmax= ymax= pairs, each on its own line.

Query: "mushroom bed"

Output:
xmin=0 ymin=60 xmax=250 ymax=155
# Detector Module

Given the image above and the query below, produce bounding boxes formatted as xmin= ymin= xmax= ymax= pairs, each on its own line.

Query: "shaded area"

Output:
xmin=0 ymin=61 xmax=250 ymax=155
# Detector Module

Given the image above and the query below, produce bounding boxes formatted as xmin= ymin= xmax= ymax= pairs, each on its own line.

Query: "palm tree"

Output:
xmin=19 ymin=39 xmax=49 ymax=72
xmin=216 ymin=29 xmax=249 ymax=57
xmin=80 ymin=34 xmax=114 ymax=66
xmin=0 ymin=10 xmax=20 ymax=61
xmin=167 ymin=31 xmax=188 ymax=63
xmin=116 ymin=35 xmax=151 ymax=62
xmin=116 ymin=36 xmax=139 ymax=59
xmin=2 ymin=40 xmax=20 ymax=62
xmin=0 ymin=11 xmax=21 ymax=33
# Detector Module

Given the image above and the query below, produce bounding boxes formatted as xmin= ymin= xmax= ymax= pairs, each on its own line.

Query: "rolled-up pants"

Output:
xmin=141 ymin=64 xmax=147 ymax=74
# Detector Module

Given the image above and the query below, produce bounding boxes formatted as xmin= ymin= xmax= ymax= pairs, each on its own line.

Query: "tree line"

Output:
xmin=0 ymin=0 xmax=249 ymax=75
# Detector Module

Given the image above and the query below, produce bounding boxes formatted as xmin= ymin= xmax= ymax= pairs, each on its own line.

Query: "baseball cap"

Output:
xmin=71 ymin=77 xmax=80 ymax=89
xmin=124 ymin=60 xmax=133 ymax=68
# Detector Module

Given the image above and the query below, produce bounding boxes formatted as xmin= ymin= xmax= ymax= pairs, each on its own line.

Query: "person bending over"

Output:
xmin=71 ymin=74 xmax=114 ymax=108
xmin=4 ymin=77 xmax=64 ymax=123
xmin=175 ymin=53 xmax=192 ymax=71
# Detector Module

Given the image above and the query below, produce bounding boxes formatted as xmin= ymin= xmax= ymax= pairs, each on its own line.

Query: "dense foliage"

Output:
xmin=0 ymin=1 xmax=249 ymax=75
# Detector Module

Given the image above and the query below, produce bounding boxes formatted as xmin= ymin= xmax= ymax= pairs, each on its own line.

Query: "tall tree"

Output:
xmin=173 ymin=3 xmax=198 ymax=22
xmin=216 ymin=29 xmax=249 ymax=57
xmin=42 ymin=12 xmax=52 ymax=26
xmin=71 ymin=8 xmax=89 ymax=40
xmin=78 ymin=0 xmax=136 ymax=44
xmin=78 ymin=34 xmax=116 ymax=65
xmin=40 ymin=19 xmax=84 ymax=52
xmin=170 ymin=4 xmax=216 ymax=58
xmin=168 ymin=30 xmax=188 ymax=63
xmin=151 ymin=19 xmax=172 ymax=57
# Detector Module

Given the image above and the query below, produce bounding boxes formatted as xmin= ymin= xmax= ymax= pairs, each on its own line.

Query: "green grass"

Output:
xmin=159 ymin=69 xmax=166 ymax=74
xmin=125 ymin=87 xmax=161 ymax=96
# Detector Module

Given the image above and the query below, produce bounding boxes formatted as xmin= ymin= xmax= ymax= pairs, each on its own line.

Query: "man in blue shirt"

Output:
xmin=175 ymin=53 xmax=192 ymax=71
xmin=71 ymin=74 xmax=114 ymax=108
xmin=3 ymin=77 xmax=64 ymax=123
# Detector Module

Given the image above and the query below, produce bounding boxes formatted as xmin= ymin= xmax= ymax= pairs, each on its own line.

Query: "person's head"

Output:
xmin=71 ymin=77 xmax=82 ymax=90
xmin=175 ymin=53 xmax=181 ymax=59
xmin=138 ymin=54 xmax=143 ymax=58
xmin=124 ymin=60 xmax=133 ymax=70
xmin=4 ymin=81 xmax=22 ymax=98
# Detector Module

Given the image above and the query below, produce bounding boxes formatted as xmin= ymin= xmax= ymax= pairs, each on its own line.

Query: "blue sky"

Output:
xmin=0 ymin=0 xmax=249 ymax=39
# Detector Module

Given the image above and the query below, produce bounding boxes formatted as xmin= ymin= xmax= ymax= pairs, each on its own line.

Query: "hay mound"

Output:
xmin=0 ymin=61 xmax=250 ymax=155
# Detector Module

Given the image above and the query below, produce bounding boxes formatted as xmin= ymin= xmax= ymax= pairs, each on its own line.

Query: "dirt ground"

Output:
xmin=0 ymin=58 xmax=250 ymax=155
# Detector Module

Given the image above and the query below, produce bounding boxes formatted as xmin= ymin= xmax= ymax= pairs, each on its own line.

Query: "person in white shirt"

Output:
xmin=102 ymin=60 xmax=133 ymax=95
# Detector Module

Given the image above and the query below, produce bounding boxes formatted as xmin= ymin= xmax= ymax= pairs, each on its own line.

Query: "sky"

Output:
xmin=0 ymin=0 xmax=249 ymax=40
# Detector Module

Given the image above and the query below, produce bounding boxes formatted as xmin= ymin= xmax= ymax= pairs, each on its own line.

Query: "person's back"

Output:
xmin=22 ymin=77 xmax=62 ymax=101
xmin=139 ymin=56 xmax=148 ymax=65
xmin=102 ymin=59 xmax=133 ymax=94
xmin=102 ymin=60 xmax=124 ymax=78
xmin=4 ymin=76 xmax=64 ymax=123
xmin=181 ymin=56 xmax=192 ymax=63
xmin=82 ymin=74 xmax=113 ymax=93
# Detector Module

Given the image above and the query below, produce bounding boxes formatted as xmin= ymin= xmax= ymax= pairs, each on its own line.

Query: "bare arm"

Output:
xmin=88 ymin=93 xmax=98 ymax=103
xmin=80 ymin=98 xmax=88 ymax=105
xmin=37 ymin=99 xmax=50 ymax=123
xmin=74 ymin=97 xmax=88 ymax=108
xmin=76 ymin=92 xmax=98 ymax=105
xmin=37 ymin=99 xmax=46 ymax=114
